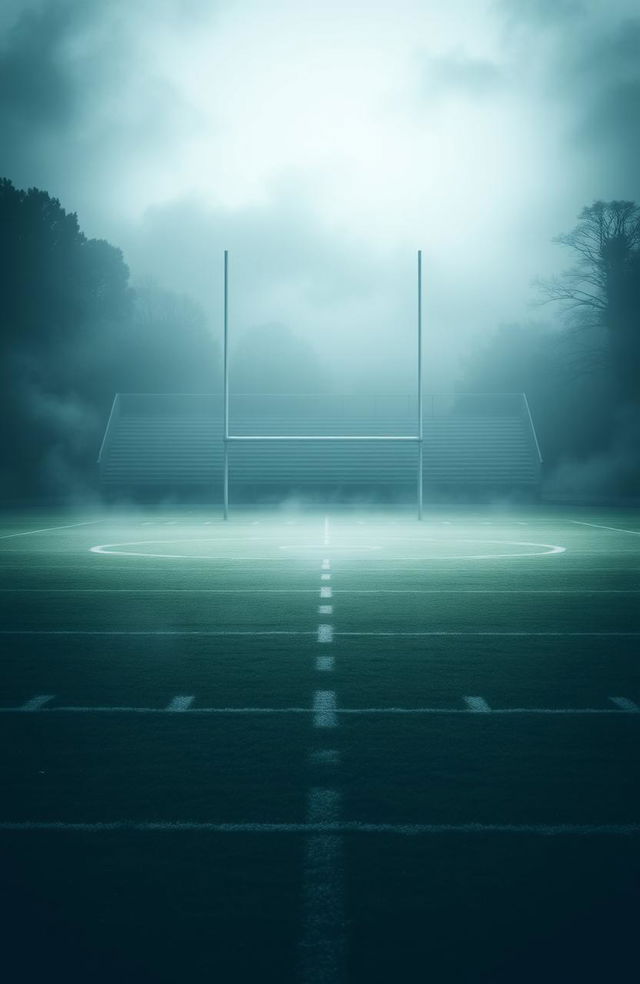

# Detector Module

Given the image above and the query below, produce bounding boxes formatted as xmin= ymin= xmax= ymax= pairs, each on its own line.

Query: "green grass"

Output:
xmin=0 ymin=506 xmax=639 ymax=982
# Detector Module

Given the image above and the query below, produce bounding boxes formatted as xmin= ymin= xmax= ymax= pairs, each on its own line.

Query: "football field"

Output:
xmin=1 ymin=505 xmax=639 ymax=982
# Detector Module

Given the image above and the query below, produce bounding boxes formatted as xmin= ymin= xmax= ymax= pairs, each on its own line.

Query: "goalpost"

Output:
xmin=222 ymin=250 xmax=424 ymax=519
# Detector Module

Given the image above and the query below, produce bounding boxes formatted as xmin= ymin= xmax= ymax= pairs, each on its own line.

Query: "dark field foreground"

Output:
xmin=1 ymin=506 xmax=638 ymax=982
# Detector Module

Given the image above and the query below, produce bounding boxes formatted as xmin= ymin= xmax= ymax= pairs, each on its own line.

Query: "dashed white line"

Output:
xmin=309 ymin=750 xmax=341 ymax=766
xmin=609 ymin=697 xmax=640 ymax=712
xmin=317 ymin=625 xmax=334 ymax=644
xmin=464 ymin=696 xmax=491 ymax=713
xmin=300 ymin=788 xmax=345 ymax=984
xmin=323 ymin=517 xmax=330 ymax=547
xmin=320 ymin=587 xmax=332 ymax=599
xmin=167 ymin=696 xmax=195 ymax=712
xmin=316 ymin=656 xmax=335 ymax=672
xmin=313 ymin=692 xmax=337 ymax=727
xmin=20 ymin=695 xmax=54 ymax=712
xmin=321 ymin=560 xmax=330 ymax=570
xmin=318 ymin=606 xmax=333 ymax=615
xmin=321 ymin=574 xmax=331 ymax=581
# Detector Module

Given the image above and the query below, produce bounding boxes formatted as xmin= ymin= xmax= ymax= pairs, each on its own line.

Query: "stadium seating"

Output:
xmin=98 ymin=393 xmax=542 ymax=499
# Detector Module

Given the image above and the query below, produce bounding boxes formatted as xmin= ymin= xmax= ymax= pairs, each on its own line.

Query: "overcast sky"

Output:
xmin=1 ymin=0 xmax=639 ymax=390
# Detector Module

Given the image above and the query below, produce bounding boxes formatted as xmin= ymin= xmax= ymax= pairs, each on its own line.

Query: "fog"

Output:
xmin=1 ymin=0 xmax=639 ymax=386
xmin=1 ymin=0 xmax=639 ymax=499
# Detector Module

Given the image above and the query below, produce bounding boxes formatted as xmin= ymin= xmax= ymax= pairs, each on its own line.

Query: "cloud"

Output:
xmin=422 ymin=52 xmax=504 ymax=98
xmin=1 ymin=0 xmax=639 ymax=395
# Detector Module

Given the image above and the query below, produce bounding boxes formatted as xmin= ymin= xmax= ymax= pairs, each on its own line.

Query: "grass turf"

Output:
xmin=0 ymin=505 xmax=639 ymax=982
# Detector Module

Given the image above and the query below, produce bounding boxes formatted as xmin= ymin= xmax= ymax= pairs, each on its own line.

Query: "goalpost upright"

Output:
xmin=221 ymin=250 xmax=424 ymax=519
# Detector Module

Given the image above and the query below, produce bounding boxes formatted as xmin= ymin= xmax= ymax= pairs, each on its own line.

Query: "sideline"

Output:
xmin=0 ymin=519 xmax=104 ymax=541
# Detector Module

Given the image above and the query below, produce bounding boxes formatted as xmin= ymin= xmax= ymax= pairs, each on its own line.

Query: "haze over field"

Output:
xmin=1 ymin=0 xmax=639 ymax=388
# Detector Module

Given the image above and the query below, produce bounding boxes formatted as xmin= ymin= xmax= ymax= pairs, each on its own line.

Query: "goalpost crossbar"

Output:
xmin=221 ymin=250 xmax=424 ymax=519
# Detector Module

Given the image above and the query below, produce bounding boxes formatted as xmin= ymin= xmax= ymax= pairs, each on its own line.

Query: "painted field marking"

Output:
xmin=0 ymin=589 xmax=331 ymax=594
xmin=316 ymin=656 xmax=335 ymax=672
xmin=323 ymin=516 xmax=330 ymax=546
xmin=320 ymin=587 xmax=332 ymax=599
xmin=1 ymin=704 xmax=638 ymax=716
xmin=2 ymin=629 xmax=639 ymax=640
xmin=309 ymin=750 xmax=340 ymax=766
xmin=336 ymin=631 xmax=640 ymax=638
xmin=291 ymin=589 xmax=640 ymax=596
xmin=313 ymin=692 xmax=337 ymax=728
xmin=571 ymin=521 xmax=640 ymax=536
xmin=317 ymin=625 xmax=334 ymax=643
xmin=167 ymin=696 xmax=194 ymax=712
xmin=464 ymin=696 xmax=491 ymax=713
xmin=321 ymin=574 xmax=331 ymax=581
xmin=318 ymin=605 xmax=333 ymax=615
xmin=0 ymin=821 xmax=638 ymax=835
xmin=20 ymin=695 xmax=54 ymax=711
xmin=0 ymin=520 xmax=103 ymax=541
xmin=300 ymin=788 xmax=345 ymax=984
xmin=321 ymin=560 xmax=330 ymax=570
xmin=609 ymin=697 xmax=640 ymax=712
xmin=0 ymin=630 xmax=312 ymax=637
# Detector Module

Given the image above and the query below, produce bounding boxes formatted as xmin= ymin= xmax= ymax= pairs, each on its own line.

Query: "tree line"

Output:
xmin=460 ymin=201 xmax=640 ymax=494
xmin=0 ymin=178 xmax=325 ymax=499
xmin=1 ymin=177 xmax=638 ymax=498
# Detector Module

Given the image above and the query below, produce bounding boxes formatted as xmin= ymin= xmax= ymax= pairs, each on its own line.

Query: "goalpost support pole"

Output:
xmin=417 ymin=250 xmax=423 ymax=521
xmin=223 ymin=249 xmax=229 ymax=520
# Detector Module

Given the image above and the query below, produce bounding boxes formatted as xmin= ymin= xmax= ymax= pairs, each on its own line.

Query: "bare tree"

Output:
xmin=536 ymin=201 xmax=640 ymax=400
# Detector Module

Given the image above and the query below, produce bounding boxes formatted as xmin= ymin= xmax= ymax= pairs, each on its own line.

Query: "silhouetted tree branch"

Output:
xmin=536 ymin=200 xmax=640 ymax=402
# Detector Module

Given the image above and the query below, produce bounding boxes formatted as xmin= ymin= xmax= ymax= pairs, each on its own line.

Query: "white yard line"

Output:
xmin=1 ymin=704 xmax=637 ymax=716
xmin=0 ymin=821 xmax=638 ymax=835
xmin=571 ymin=521 xmax=640 ymax=536
xmin=1 ymin=629 xmax=638 ymax=638
xmin=0 ymin=519 xmax=104 ymax=541
xmin=0 ymin=589 xmax=330 ymax=594
xmin=0 ymin=630 xmax=313 ymax=636
xmin=336 ymin=631 xmax=640 ymax=637
xmin=325 ymin=589 xmax=639 ymax=595
xmin=300 ymin=788 xmax=345 ymax=984
xmin=2 ymin=588 xmax=639 ymax=595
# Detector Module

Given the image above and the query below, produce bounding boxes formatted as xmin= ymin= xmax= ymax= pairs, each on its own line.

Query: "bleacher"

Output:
xmin=98 ymin=393 xmax=542 ymax=499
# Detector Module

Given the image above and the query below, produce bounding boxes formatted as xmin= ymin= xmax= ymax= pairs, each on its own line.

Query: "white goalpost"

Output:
xmin=221 ymin=250 xmax=424 ymax=519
